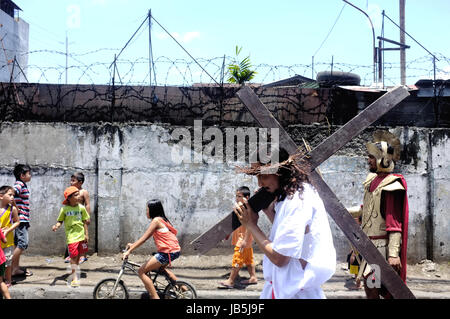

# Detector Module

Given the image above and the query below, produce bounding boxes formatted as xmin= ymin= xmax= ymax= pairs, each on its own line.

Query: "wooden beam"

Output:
xmin=235 ymin=85 xmax=414 ymax=299
xmin=191 ymin=86 xmax=409 ymax=251
xmin=191 ymin=188 xmax=276 ymax=254
xmin=308 ymin=170 xmax=415 ymax=298
xmin=191 ymin=85 xmax=414 ymax=298
xmin=190 ymin=211 xmax=234 ymax=254
xmin=305 ymin=86 xmax=410 ymax=170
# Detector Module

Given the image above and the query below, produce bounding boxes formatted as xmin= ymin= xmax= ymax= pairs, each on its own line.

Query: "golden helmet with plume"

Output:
xmin=366 ymin=130 xmax=401 ymax=173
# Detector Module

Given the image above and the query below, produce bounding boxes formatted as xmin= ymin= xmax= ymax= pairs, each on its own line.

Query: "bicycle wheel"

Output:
xmin=93 ymin=278 xmax=129 ymax=299
xmin=163 ymin=281 xmax=197 ymax=299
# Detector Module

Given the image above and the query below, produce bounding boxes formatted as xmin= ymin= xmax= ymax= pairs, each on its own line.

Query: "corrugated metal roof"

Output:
xmin=337 ymin=85 xmax=418 ymax=93
xmin=415 ymin=79 xmax=450 ymax=97
xmin=0 ymin=0 xmax=21 ymax=18
xmin=1 ymin=0 xmax=21 ymax=11
xmin=262 ymin=74 xmax=315 ymax=88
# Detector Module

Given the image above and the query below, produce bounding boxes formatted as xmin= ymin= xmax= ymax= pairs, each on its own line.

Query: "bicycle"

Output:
xmin=93 ymin=255 xmax=197 ymax=299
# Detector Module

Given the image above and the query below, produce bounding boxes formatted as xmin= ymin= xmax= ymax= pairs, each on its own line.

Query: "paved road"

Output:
xmin=6 ymin=253 xmax=450 ymax=299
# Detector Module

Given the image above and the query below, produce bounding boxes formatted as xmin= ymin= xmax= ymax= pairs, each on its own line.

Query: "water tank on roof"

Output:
xmin=316 ymin=71 xmax=361 ymax=87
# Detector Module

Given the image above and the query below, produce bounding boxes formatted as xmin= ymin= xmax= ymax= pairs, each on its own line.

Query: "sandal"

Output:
xmin=218 ymin=282 xmax=235 ymax=289
xmin=12 ymin=269 xmax=33 ymax=277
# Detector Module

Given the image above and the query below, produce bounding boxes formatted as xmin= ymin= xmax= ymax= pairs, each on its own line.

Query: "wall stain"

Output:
xmin=400 ymin=130 xmax=420 ymax=169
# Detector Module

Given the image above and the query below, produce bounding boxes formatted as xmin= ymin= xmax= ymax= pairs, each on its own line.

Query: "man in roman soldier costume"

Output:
xmin=348 ymin=130 xmax=409 ymax=299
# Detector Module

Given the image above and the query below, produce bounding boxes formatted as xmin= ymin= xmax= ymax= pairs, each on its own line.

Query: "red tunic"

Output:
xmin=369 ymin=173 xmax=409 ymax=282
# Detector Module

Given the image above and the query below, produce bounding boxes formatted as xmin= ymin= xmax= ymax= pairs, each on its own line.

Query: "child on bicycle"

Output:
xmin=122 ymin=199 xmax=181 ymax=299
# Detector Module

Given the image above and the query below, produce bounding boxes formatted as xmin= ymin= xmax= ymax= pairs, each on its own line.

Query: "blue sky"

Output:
xmin=12 ymin=0 xmax=450 ymax=86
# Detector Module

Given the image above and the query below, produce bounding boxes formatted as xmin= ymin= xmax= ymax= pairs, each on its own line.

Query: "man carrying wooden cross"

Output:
xmin=193 ymin=85 xmax=414 ymax=298
xmin=233 ymin=147 xmax=336 ymax=299
xmin=347 ymin=130 xmax=409 ymax=299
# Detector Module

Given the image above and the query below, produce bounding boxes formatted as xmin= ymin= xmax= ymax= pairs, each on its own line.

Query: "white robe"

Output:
xmin=260 ymin=184 xmax=336 ymax=299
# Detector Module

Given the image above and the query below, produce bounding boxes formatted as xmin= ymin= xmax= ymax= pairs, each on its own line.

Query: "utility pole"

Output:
xmin=399 ymin=0 xmax=406 ymax=85
xmin=65 ymin=32 xmax=68 ymax=84
xmin=65 ymin=32 xmax=75 ymax=84
xmin=343 ymin=0 xmax=376 ymax=84
xmin=148 ymin=9 xmax=152 ymax=87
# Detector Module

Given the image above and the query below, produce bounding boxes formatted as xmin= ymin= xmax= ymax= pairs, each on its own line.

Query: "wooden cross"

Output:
xmin=191 ymin=85 xmax=415 ymax=299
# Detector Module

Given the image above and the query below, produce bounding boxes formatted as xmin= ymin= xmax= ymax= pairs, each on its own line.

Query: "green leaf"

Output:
xmin=227 ymin=45 xmax=256 ymax=84
xmin=235 ymin=45 xmax=242 ymax=56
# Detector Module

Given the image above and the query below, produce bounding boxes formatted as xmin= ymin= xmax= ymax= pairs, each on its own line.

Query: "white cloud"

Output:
xmin=182 ymin=31 xmax=200 ymax=43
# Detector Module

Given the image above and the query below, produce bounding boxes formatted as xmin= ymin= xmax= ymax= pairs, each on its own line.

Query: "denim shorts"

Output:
xmin=14 ymin=223 xmax=30 ymax=250
xmin=154 ymin=251 xmax=180 ymax=265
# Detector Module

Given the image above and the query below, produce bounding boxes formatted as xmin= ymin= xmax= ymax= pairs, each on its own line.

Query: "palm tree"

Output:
xmin=227 ymin=46 xmax=257 ymax=84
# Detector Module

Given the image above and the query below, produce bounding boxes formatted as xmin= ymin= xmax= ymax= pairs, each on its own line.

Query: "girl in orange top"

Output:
xmin=123 ymin=199 xmax=181 ymax=299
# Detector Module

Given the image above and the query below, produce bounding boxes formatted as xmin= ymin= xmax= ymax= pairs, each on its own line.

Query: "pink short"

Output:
xmin=68 ymin=241 xmax=88 ymax=258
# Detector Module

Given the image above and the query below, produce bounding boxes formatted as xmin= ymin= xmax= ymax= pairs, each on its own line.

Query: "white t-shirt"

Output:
xmin=260 ymin=183 xmax=336 ymax=299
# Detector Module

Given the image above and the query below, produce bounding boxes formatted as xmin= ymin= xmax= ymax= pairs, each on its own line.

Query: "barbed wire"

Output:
xmin=2 ymin=47 xmax=449 ymax=87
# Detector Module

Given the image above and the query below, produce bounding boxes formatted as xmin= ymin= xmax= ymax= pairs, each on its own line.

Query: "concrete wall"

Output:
xmin=0 ymin=121 xmax=448 ymax=262
xmin=0 ymin=11 xmax=29 ymax=82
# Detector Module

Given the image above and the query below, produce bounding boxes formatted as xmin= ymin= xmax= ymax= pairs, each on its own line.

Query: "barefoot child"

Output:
xmin=52 ymin=186 xmax=90 ymax=287
xmin=219 ymin=186 xmax=258 ymax=289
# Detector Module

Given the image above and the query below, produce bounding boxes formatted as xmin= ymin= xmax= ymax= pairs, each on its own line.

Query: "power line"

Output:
xmin=313 ymin=3 xmax=346 ymax=58
xmin=148 ymin=10 xmax=157 ymax=87
xmin=25 ymin=18 xmax=65 ymax=44
xmin=109 ymin=14 xmax=150 ymax=69
xmin=383 ymin=11 xmax=438 ymax=61
xmin=150 ymin=14 xmax=220 ymax=86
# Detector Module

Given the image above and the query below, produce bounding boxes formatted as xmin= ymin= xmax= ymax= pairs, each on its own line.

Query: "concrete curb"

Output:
xmin=8 ymin=284 xmax=449 ymax=299
xmin=8 ymin=284 xmax=261 ymax=299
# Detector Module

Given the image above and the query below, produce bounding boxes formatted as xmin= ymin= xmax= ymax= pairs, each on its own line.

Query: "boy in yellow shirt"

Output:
xmin=219 ymin=186 xmax=257 ymax=288
xmin=52 ymin=186 xmax=90 ymax=287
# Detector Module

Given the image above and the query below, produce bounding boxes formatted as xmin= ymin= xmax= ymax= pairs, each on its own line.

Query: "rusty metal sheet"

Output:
xmin=306 ymin=85 xmax=410 ymax=170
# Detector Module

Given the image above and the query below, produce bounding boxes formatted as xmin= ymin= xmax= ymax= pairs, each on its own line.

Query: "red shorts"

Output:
xmin=68 ymin=241 xmax=88 ymax=258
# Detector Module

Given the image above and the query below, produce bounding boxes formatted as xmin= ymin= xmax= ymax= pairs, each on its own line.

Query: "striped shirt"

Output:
xmin=14 ymin=180 xmax=30 ymax=223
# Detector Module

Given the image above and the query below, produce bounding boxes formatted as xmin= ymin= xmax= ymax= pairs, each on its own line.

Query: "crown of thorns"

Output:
xmin=236 ymin=149 xmax=309 ymax=176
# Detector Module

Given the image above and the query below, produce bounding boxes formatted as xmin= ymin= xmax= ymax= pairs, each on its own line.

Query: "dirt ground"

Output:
xmin=11 ymin=251 xmax=266 ymax=293
xmin=8 ymin=251 xmax=450 ymax=299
